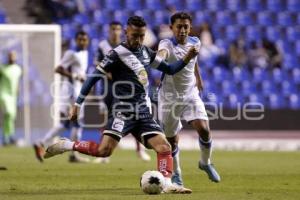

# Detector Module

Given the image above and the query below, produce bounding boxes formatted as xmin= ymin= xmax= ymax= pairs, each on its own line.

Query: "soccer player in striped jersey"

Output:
xmin=44 ymin=16 xmax=198 ymax=193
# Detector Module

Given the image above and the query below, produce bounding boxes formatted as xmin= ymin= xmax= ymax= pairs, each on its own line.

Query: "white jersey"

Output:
xmin=59 ymin=49 xmax=89 ymax=99
xmin=158 ymin=36 xmax=201 ymax=98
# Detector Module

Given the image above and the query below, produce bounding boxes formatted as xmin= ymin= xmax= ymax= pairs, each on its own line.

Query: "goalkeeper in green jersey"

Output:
xmin=0 ymin=51 xmax=22 ymax=145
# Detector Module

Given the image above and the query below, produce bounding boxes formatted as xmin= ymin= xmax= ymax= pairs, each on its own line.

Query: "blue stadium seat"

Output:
xmin=287 ymin=0 xmax=300 ymax=12
xmin=165 ymin=0 xmax=183 ymax=10
xmin=212 ymin=66 xmax=228 ymax=83
xmin=257 ymin=12 xmax=275 ymax=26
xmin=277 ymin=12 xmax=294 ymax=27
xmin=62 ymin=24 xmax=75 ymax=40
xmin=206 ymin=0 xmax=223 ymax=11
xmin=277 ymin=40 xmax=293 ymax=54
xmin=104 ymin=0 xmax=122 ymax=10
xmin=221 ymin=80 xmax=237 ymax=96
xmin=154 ymin=11 xmax=168 ymax=25
xmin=260 ymin=80 xmax=277 ymax=95
xmin=282 ymin=54 xmax=298 ymax=69
xmin=236 ymin=12 xmax=254 ymax=26
xmin=113 ymin=10 xmax=129 ymax=25
xmin=252 ymin=67 xmax=267 ymax=83
xmin=246 ymin=0 xmax=263 ymax=11
xmin=267 ymin=0 xmax=284 ymax=12
xmin=286 ymin=27 xmax=300 ymax=41
xmin=267 ymin=93 xmax=284 ymax=109
xmin=271 ymin=68 xmax=287 ymax=83
xmin=73 ymin=14 xmax=90 ymax=25
xmin=292 ymin=68 xmax=300 ymax=84
xmin=91 ymin=38 xmax=100 ymax=52
xmin=289 ymin=94 xmax=300 ymax=109
xmin=82 ymin=24 xmax=99 ymax=39
xmin=281 ymin=80 xmax=296 ymax=96
xmin=145 ymin=0 xmax=164 ymax=10
xmin=225 ymin=25 xmax=240 ymax=41
xmin=226 ymin=94 xmax=243 ymax=108
xmin=125 ymin=0 xmax=142 ymax=10
xmin=193 ymin=11 xmax=208 ymax=25
xmin=246 ymin=94 xmax=265 ymax=107
xmin=240 ymin=80 xmax=256 ymax=96
xmin=226 ymin=0 xmax=243 ymax=11
xmin=295 ymin=41 xmax=300 ymax=55
xmin=245 ymin=26 xmax=261 ymax=41
xmin=216 ymin=11 xmax=234 ymax=26
xmin=185 ymin=0 xmax=204 ymax=11
xmin=83 ymin=0 xmax=101 ymax=12
xmin=266 ymin=26 xmax=281 ymax=42
xmin=232 ymin=67 xmax=249 ymax=83
xmin=93 ymin=10 xmax=111 ymax=24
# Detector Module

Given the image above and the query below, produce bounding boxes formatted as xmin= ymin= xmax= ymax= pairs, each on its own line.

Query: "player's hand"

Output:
xmin=184 ymin=46 xmax=200 ymax=63
xmin=72 ymin=74 xmax=86 ymax=82
xmin=69 ymin=104 xmax=80 ymax=121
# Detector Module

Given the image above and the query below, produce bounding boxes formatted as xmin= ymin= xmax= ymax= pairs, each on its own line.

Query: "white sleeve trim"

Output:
xmin=150 ymin=56 xmax=163 ymax=68
xmin=96 ymin=65 xmax=107 ymax=74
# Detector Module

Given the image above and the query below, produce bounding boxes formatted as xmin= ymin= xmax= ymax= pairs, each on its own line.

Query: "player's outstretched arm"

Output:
xmin=69 ymin=68 xmax=103 ymax=121
xmin=151 ymin=46 xmax=199 ymax=75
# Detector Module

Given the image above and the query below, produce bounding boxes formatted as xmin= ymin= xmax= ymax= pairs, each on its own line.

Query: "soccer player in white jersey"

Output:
xmin=157 ymin=12 xmax=221 ymax=190
xmin=94 ymin=21 xmax=151 ymax=163
xmin=33 ymin=31 xmax=90 ymax=163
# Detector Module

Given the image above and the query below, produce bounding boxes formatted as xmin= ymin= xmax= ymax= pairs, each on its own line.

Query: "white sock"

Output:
xmin=62 ymin=139 xmax=74 ymax=151
xmin=172 ymin=146 xmax=182 ymax=175
xmin=41 ymin=124 xmax=66 ymax=145
xmin=199 ymin=137 xmax=212 ymax=165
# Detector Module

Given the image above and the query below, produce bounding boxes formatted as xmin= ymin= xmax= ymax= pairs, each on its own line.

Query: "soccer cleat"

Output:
xmin=44 ymin=138 xmax=70 ymax=159
xmin=199 ymin=162 xmax=221 ymax=183
xmin=137 ymin=150 xmax=151 ymax=162
xmin=33 ymin=143 xmax=44 ymax=162
xmin=93 ymin=157 xmax=110 ymax=164
xmin=162 ymin=184 xmax=192 ymax=194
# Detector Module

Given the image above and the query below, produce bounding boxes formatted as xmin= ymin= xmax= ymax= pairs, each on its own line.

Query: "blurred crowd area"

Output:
xmin=1 ymin=0 xmax=299 ymax=109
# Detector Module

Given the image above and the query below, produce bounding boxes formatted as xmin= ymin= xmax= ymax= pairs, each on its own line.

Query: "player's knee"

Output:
xmin=155 ymin=143 xmax=172 ymax=154
xmin=199 ymin=127 xmax=210 ymax=141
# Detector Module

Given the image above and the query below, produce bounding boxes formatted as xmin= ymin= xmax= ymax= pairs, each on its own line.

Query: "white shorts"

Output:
xmin=158 ymin=87 xmax=208 ymax=138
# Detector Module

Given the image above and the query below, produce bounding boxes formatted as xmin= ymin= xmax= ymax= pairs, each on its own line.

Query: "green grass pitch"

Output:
xmin=0 ymin=147 xmax=299 ymax=200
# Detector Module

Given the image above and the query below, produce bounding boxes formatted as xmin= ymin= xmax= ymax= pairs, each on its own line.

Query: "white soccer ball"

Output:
xmin=140 ymin=170 xmax=165 ymax=194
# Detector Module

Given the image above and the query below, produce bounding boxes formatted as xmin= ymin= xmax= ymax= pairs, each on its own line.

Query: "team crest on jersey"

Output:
xmin=138 ymin=69 xmax=148 ymax=85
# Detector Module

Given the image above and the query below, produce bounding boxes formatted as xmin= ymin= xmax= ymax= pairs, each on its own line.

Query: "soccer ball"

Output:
xmin=140 ymin=170 xmax=165 ymax=194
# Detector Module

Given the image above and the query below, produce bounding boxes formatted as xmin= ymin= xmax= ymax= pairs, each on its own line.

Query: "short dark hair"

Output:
xmin=127 ymin=16 xmax=146 ymax=27
xmin=75 ymin=30 xmax=88 ymax=39
xmin=170 ymin=12 xmax=192 ymax=25
xmin=109 ymin=21 xmax=122 ymax=27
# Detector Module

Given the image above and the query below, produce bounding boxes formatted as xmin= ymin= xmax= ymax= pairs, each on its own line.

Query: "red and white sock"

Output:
xmin=73 ymin=141 xmax=100 ymax=157
xmin=157 ymin=151 xmax=173 ymax=185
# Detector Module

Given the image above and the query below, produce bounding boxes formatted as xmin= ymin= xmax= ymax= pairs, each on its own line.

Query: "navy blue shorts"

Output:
xmin=103 ymin=112 xmax=164 ymax=147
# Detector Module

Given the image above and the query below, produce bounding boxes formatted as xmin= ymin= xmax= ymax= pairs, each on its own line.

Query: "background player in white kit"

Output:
xmin=157 ymin=12 xmax=221 ymax=190
xmin=94 ymin=21 xmax=151 ymax=163
xmin=33 ymin=31 xmax=90 ymax=163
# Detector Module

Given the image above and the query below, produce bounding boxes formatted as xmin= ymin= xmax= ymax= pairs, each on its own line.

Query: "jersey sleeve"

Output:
xmin=96 ymin=47 xmax=105 ymax=62
xmin=96 ymin=50 xmax=118 ymax=74
xmin=59 ymin=50 xmax=75 ymax=69
xmin=158 ymin=39 xmax=171 ymax=59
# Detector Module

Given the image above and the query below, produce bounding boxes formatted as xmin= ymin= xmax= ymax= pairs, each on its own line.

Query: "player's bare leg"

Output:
xmin=190 ymin=119 xmax=221 ymax=183
xmin=136 ymin=139 xmax=151 ymax=161
xmin=93 ymin=128 xmax=110 ymax=164
xmin=44 ymin=135 xmax=119 ymax=159
xmin=167 ymin=135 xmax=192 ymax=193
xmin=147 ymin=134 xmax=191 ymax=194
